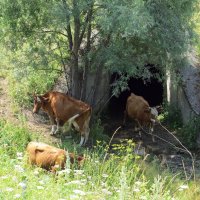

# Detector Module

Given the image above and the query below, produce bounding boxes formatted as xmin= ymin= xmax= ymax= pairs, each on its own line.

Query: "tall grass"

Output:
xmin=0 ymin=120 xmax=199 ymax=200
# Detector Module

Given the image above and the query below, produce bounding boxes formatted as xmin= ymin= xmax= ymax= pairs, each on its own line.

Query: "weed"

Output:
xmin=0 ymin=120 xmax=200 ymax=199
xmin=178 ymin=117 xmax=200 ymax=149
xmin=159 ymin=103 xmax=183 ymax=130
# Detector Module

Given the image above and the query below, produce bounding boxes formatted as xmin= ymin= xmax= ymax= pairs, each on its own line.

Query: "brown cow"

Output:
xmin=123 ymin=93 xmax=158 ymax=142
xmin=33 ymin=91 xmax=92 ymax=146
xmin=26 ymin=142 xmax=84 ymax=172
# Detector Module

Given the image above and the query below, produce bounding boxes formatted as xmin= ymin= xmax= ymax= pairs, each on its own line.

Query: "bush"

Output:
xmin=159 ymin=103 xmax=183 ymax=130
xmin=0 ymin=121 xmax=199 ymax=200
xmin=0 ymin=120 xmax=31 ymax=157
xmin=179 ymin=117 xmax=200 ymax=149
xmin=90 ymin=118 xmax=110 ymax=144
xmin=8 ymin=67 xmax=60 ymax=108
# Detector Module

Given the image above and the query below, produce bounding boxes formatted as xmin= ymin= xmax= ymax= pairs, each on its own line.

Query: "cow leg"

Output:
xmin=135 ymin=120 xmax=142 ymax=138
xmin=123 ymin=110 xmax=127 ymax=127
xmin=150 ymin=119 xmax=156 ymax=142
xmin=54 ymin=118 xmax=62 ymax=135
xmin=79 ymin=136 xmax=85 ymax=146
xmin=82 ymin=116 xmax=91 ymax=146
xmin=51 ymin=125 xmax=57 ymax=135
xmin=49 ymin=115 xmax=57 ymax=135
xmin=83 ymin=127 xmax=90 ymax=145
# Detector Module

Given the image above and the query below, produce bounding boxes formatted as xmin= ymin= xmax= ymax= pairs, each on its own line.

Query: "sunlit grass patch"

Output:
xmin=0 ymin=120 xmax=200 ymax=199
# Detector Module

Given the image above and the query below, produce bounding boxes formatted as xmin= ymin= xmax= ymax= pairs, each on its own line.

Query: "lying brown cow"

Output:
xmin=123 ymin=93 xmax=158 ymax=142
xmin=26 ymin=142 xmax=84 ymax=172
xmin=33 ymin=91 xmax=92 ymax=146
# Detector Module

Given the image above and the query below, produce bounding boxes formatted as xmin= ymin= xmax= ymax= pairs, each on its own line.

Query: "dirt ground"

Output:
xmin=0 ymin=76 xmax=198 ymax=179
xmin=0 ymin=76 xmax=60 ymax=145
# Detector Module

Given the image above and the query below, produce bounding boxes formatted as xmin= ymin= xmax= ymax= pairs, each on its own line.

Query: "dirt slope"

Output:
xmin=0 ymin=76 xmax=59 ymax=145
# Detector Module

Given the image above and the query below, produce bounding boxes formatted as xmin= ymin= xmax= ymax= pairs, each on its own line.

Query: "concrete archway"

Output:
xmin=108 ymin=71 xmax=163 ymax=119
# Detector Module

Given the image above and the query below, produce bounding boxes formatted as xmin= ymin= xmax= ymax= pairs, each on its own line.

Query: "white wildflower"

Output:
xmin=101 ymin=182 xmax=106 ymax=187
xmin=102 ymin=188 xmax=112 ymax=195
xmin=64 ymin=180 xmax=85 ymax=185
xmin=3 ymin=143 xmax=8 ymax=147
xmin=1 ymin=175 xmax=9 ymax=180
xmin=73 ymin=189 xmax=86 ymax=196
xmin=16 ymin=152 xmax=23 ymax=160
xmin=180 ymin=185 xmax=188 ymax=189
xmin=179 ymin=185 xmax=189 ymax=191
xmin=69 ymin=195 xmax=79 ymax=199
xmin=102 ymin=174 xmax=109 ymax=178
xmin=140 ymin=196 xmax=147 ymax=200
xmin=18 ymin=182 xmax=27 ymax=189
xmin=135 ymin=181 xmax=142 ymax=185
xmin=14 ymin=194 xmax=21 ymax=199
xmin=74 ymin=170 xmax=84 ymax=175
xmin=57 ymin=168 xmax=71 ymax=175
xmin=14 ymin=165 xmax=24 ymax=173
xmin=5 ymin=187 xmax=14 ymax=192
xmin=39 ymin=180 xmax=45 ymax=185
xmin=12 ymin=176 xmax=18 ymax=182
xmin=33 ymin=170 xmax=39 ymax=176
xmin=87 ymin=176 xmax=92 ymax=180
xmin=37 ymin=186 xmax=44 ymax=190
xmin=17 ymin=152 xmax=23 ymax=157
xmin=133 ymin=188 xmax=140 ymax=193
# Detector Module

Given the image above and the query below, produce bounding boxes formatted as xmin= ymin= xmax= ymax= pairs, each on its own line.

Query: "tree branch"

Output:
xmin=62 ymin=0 xmax=73 ymax=51
xmin=39 ymin=29 xmax=68 ymax=38
xmin=79 ymin=3 xmax=94 ymax=47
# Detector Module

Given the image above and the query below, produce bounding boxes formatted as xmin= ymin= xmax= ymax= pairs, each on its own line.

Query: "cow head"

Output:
xmin=68 ymin=153 xmax=85 ymax=167
xmin=150 ymin=107 xmax=158 ymax=119
xmin=33 ymin=94 xmax=48 ymax=113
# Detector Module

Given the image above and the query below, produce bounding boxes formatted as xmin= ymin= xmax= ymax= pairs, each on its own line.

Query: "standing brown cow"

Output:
xmin=123 ymin=93 xmax=158 ymax=142
xmin=33 ymin=91 xmax=92 ymax=146
xmin=26 ymin=142 xmax=84 ymax=172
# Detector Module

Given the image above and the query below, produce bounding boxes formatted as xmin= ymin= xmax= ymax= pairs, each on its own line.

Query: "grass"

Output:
xmin=0 ymin=119 xmax=200 ymax=200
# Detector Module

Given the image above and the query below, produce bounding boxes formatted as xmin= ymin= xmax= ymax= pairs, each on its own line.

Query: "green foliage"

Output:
xmin=159 ymin=103 xmax=183 ymax=130
xmin=0 ymin=120 xmax=199 ymax=199
xmin=8 ymin=66 xmax=59 ymax=107
xmin=90 ymin=118 xmax=110 ymax=144
xmin=179 ymin=117 xmax=200 ymax=149
xmin=1 ymin=0 xmax=199 ymax=86
xmin=0 ymin=120 xmax=31 ymax=157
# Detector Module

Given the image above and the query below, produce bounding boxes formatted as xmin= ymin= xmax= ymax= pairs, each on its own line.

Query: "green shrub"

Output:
xmin=0 ymin=120 xmax=31 ymax=157
xmin=159 ymin=103 xmax=183 ymax=130
xmin=0 ymin=121 xmax=199 ymax=200
xmin=8 ymin=67 xmax=60 ymax=108
xmin=90 ymin=118 xmax=110 ymax=144
xmin=179 ymin=117 xmax=200 ymax=149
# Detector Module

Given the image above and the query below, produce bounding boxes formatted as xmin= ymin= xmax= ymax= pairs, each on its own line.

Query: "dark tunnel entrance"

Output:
xmin=108 ymin=71 xmax=164 ymax=119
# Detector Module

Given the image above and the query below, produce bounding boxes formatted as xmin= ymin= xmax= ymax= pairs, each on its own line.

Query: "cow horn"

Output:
xmin=36 ymin=96 xmax=41 ymax=103
xmin=43 ymin=97 xmax=49 ymax=102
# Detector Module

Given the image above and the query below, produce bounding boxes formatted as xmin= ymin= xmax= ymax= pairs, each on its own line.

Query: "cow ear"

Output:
xmin=144 ymin=107 xmax=151 ymax=113
xmin=69 ymin=153 xmax=75 ymax=164
xmin=77 ymin=156 xmax=84 ymax=162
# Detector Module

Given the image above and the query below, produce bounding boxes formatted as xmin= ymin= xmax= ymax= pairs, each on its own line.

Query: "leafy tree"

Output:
xmin=1 ymin=0 xmax=198 ymax=107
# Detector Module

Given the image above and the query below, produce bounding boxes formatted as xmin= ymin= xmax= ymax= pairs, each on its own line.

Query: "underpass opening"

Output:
xmin=108 ymin=70 xmax=164 ymax=120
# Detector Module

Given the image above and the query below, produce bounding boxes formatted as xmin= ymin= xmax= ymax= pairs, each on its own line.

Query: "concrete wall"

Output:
xmin=166 ymin=70 xmax=197 ymax=124
xmin=85 ymin=70 xmax=110 ymax=112
xmin=53 ymin=69 xmax=110 ymax=113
